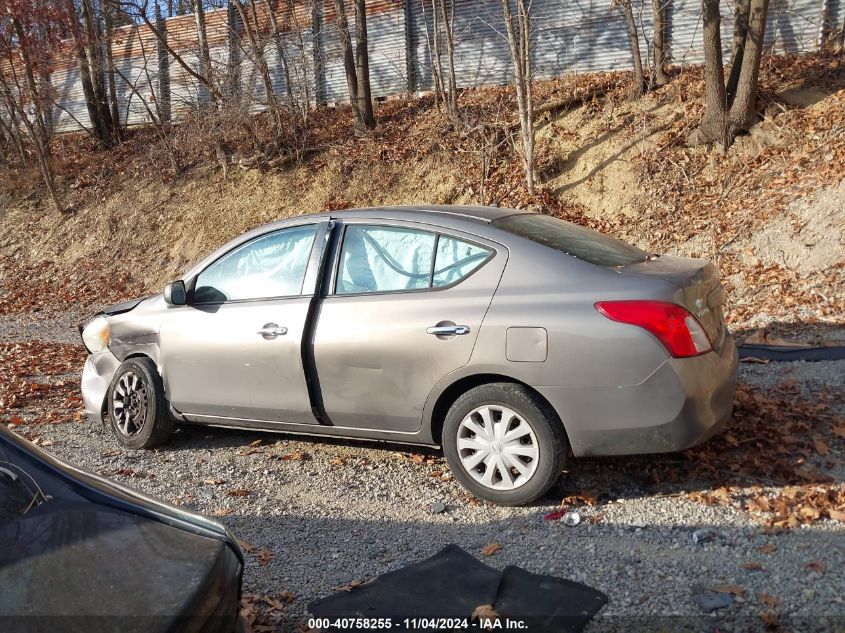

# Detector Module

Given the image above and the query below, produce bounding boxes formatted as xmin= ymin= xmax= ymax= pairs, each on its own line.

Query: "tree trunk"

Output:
xmin=233 ymin=0 xmax=283 ymax=140
xmin=0 ymin=74 xmax=28 ymax=163
xmin=619 ymin=0 xmax=645 ymax=95
xmin=137 ymin=6 xmax=224 ymax=103
xmin=104 ymin=0 xmax=122 ymax=139
xmin=726 ymin=0 xmax=750 ymax=106
xmin=81 ymin=0 xmax=116 ymax=145
xmin=427 ymin=0 xmax=445 ymax=110
xmin=689 ymin=0 xmax=728 ymax=146
xmin=518 ymin=0 xmax=534 ymax=193
xmin=438 ymin=0 xmax=458 ymax=117
xmin=353 ymin=0 xmax=376 ymax=129
xmin=728 ymin=0 xmax=769 ymax=132
xmin=192 ymin=0 xmax=216 ymax=105
xmin=10 ymin=17 xmax=63 ymax=213
xmin=334 ymin=0 xmax=365 ymax=132
xmin=501 ymin=0 xmax=534 ymax=195
xmin=67 ymin=0 xmax=113 ymax=145
xmin=652 ymin=0 xmax=668 ymax=85
xmin=264 ymin=0 xmax=297 ymax=112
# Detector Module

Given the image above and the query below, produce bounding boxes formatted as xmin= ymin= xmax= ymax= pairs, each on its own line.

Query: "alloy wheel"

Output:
xmin=112 ymin=371 xmax=148 ymax=437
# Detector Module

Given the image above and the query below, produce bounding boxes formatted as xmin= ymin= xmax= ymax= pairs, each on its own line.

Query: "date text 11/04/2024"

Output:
xmin=306 ymin=618 xmax=529 ymax=630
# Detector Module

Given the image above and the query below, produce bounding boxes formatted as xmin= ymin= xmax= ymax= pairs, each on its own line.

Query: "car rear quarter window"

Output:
xmin=433 ymin=236 xmax=493 ymax=287
xmin=493 ymin=214 xmax=647 ymax=267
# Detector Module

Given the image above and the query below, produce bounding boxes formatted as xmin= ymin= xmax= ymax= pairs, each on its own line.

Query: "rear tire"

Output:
xmin=107 ymin=357 xmax=173 ymax=449
xmin=442 ymin=382 xmax=567 ymax=506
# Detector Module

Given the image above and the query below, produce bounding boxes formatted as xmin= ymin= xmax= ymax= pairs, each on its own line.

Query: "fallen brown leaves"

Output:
xmin=560 ymin=492 xmax=599 ymax=507
xmin=679 ymin=382 xmax=845 ymax=527
xmin=226 ymin=489 xmax=251 ymax=497
xmin=711 ymin=584 xmax=746 ymax=597
xmin=472 ymin=604 xmax=501 ymax=629
xmin=240 ymin=591 xmax=294 ymax=633
xmin=0 ymin=342 xmax=87 ymax=427
xmin=0 ymin=255 xmax=143 ymax=317
xmin=481 ymin=543 xmax=502 ymax=556
xmin=757 ymin=592 xmax=780 ymax=609
xmin=275 ymin=450 xmax=309 ymax=462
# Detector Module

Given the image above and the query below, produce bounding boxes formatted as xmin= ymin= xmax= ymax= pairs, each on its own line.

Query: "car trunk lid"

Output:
xmin=619 ymin=255 xmax=727 ymax=352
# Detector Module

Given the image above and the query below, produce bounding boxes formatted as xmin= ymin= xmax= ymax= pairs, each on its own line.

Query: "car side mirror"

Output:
xmin=163 ymin=280 xmax=187 ymax=306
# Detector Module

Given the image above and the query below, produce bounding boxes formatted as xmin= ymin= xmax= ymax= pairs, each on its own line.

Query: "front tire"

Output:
xmin=442 ymin=383 xmax=567 ymax=506
xmin=107 ymin=357 xmax=173 ymax=449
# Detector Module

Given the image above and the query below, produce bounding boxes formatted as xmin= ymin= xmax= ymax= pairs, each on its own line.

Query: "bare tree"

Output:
xmin=420 ymin=0 xmax=458 ymax=117
xmin=500 ymin=0 xmax=535 ymax=194
xmin=652 ymin=0 xmax=669 ymax=85
xmin=111 ymin=31 xmax=183 ymax=175
xmin=192 ymin=0 xmax=217 ymax=105
xmin=334 ymin=0 xmax=375 ymax=132
xmin=103 ymin=0 xmax=122 ymax=136
xmin=690 ymin=0 xmax=770 ymax=147
xmin=422 ymin=0 xmax=445 ymax=110
xmin=115 ymin=0 xmax=224 ymax=103
xmin=725 ymin=0 xmax=750 ymax=105
xmin=62 ymin=0 xmax=119 ymax=145
xmin=231 ymin=0 xmax=283 ymax=140
xmin=613 ymin=0 xmax=645 ymax=96
xmin=437 ymin=0 xmax=458 ymax=117
xmin=264 ymin=0 xmax=311 ymax=124
xmin=0 ymin=12 xmax=64 ymax=212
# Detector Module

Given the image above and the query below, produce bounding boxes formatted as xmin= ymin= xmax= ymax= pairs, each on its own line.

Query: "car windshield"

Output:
xmin=493 ymin=214 xmax=648 ymax=267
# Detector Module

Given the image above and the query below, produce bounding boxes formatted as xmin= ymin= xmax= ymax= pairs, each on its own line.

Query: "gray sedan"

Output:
xmin=80 ymin=206 xmax=737 ymax=505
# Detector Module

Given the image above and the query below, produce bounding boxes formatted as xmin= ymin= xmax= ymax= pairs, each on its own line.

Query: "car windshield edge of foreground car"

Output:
xmin=80 ymin=206 xmax=738 ymax=506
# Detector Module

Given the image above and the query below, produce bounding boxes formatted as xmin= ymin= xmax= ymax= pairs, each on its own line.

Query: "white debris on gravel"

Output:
xmin=3 ymin=313 xmax=845 ymax=632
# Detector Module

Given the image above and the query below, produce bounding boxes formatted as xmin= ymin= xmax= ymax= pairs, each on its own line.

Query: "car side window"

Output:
xmin=193 ymin=224 xmax=318 ymax=303
xmin=433 ymin=236 xmax=493 ymax=287
xmin=336 ymin=225 xmax=435 ymax=294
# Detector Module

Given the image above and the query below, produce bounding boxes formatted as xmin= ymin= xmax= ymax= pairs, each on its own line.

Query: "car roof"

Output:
xmin=183 ymin=205 xmax=530 ymax=280
xmin=328 ymin=205 xmax=530 ymax=224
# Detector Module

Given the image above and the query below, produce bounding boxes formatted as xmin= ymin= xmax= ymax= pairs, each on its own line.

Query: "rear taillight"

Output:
xmin=594 ymin=300 xmax=712 ymax=358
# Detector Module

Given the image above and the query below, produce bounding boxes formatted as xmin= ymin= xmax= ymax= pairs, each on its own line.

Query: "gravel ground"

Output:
xmin=3 ymin=313 xmax=845 ymax=632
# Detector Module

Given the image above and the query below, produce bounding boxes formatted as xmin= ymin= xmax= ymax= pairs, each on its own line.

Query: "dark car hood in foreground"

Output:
xmin=0 ymin=425 xmax=243 ymax=633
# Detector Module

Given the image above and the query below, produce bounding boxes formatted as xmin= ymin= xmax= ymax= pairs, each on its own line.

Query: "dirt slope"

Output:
xmin=1 ymin=53 xmax=843 ymax=332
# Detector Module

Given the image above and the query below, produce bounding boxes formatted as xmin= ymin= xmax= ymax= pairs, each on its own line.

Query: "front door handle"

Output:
xmin=257 ymin=323 xmax=288 ymax=339
xmin=427 ymin=324 xmax=471 ymax=336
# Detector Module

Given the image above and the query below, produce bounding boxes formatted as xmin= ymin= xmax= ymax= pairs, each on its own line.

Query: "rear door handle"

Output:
xmin=427 ymin=325 xmax=470 ymax=336
xmin=257 ymin=323 xmax=288 ymax=339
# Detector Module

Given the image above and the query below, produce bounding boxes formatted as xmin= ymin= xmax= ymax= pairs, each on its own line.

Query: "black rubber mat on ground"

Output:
xmin=309 ymin=545 xmax=500 ymax=621
xmin=309 ymin=545 xmax=607 ymax=632
xmin=737 ymin=344 xmax=845 ymax=362
xmin=494 ymin=565 xmax=608 ymax=633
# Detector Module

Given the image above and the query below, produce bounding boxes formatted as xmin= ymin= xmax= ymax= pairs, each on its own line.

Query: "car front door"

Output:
xmin=311 ymin=221 xmax=507 ymax=434
xmin=159 ymin=222 xmax=325 ymax=424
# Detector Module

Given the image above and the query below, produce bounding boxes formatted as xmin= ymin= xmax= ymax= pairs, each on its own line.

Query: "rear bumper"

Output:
xmin=81 ymin=349 xmax=121 ymax=424
xmin=536 ymin=335 xmax=738 ymax=457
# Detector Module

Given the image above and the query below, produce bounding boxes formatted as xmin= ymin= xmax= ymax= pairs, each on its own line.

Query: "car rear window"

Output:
xmin=493 ymin=214 xmax=647 ymax=267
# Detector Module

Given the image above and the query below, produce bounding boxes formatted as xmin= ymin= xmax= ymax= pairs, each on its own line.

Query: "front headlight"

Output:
xmin=81 ymin=316 xmax=111 ymax=354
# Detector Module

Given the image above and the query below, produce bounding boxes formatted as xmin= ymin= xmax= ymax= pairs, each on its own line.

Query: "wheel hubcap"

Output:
xmin=112 ymin=371 xmax=148 ymax=437
xmin=456 ymin=405 xmax=539 ymax=490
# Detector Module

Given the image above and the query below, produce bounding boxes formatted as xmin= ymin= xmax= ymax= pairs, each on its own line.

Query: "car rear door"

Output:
xmin=159 ymin=221 xmax=327 ymax=424
xmin=311 ymin=220 xmax=507 ymax=434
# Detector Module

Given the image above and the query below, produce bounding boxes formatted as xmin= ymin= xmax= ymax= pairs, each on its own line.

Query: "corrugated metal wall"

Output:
xmin=40 ymin=0 xmax=830 ymax=134
xmin=110 ymin=24 xmax=162 ymax=128
xmin=317 ymin=0 xmax=407 ymax=102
